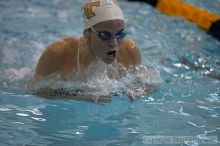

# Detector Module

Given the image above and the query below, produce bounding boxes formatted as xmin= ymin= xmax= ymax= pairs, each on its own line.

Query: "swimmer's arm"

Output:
xmin=31 ymin=84 xmax=154 ymax=103
xmin=34 ymin=89 xmax=112 ymax=103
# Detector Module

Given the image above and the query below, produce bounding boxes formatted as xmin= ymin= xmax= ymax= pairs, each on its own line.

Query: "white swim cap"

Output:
xmin=83 ymin=0 xmax=124 ymax=29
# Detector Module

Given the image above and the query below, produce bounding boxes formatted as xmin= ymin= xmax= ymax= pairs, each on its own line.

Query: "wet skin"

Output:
xmin=35 ymin=19 xmax=141 ymax=77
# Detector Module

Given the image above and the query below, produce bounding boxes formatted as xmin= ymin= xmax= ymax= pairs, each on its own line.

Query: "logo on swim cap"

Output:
xmin=83 ymin=0 xmax=124 ymax=29
xmin=84 ymin=1 xmax=100 ymax=19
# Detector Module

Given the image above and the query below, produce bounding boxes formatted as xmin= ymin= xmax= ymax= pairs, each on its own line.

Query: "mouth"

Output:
xmin=106 ymin=50 xmax=117 ymax=58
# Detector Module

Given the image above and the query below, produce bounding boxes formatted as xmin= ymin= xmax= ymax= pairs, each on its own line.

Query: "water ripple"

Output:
xmin=210 ymin=114 xmax=219 ymax=118
xmin=205 ymin=93 xmax=220 ymax=103
xmin=16 ymin=113 xmax=29 ymax=117
xmin=168 ymin=106 xmax=191 ymax=116
xmin=20 ymin=108 xmax=43 ymax=116
xmin=187 ymin=121 xmax=205 ymax=128
xmin=0 ymin=107 xmax=12 ymax=112
xmin=31 ymin=117 xmax=46 ymax=122
xmin=184 ymin=141 xmax=199 ymax=146
xmin=197 ymin=131 xmax=220 ymax=144
xmin=198 ymin=106 xmax=214 ymax=112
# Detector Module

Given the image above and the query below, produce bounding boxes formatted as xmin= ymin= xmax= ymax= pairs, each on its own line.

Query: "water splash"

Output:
xmin=28 ymin=62 xmax=162 ymax=100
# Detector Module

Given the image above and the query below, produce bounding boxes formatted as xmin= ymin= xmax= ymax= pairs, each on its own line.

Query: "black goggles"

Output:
xmin=91 ymin=27 xmax=126 ymax=41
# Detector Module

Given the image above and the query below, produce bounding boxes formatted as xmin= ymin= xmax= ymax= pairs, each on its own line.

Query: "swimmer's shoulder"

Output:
xmin=122 ymin=38 xmax=140 ymax=52
xmin=40 ymin=36 xmax=79 ymax=61
xmin=51 ymin=36 xmax=79 ymax=52
xmin=120 ymin=38 xmax=141 ymax=65
xmin=35 ymin=36 xmax=79 ymax=76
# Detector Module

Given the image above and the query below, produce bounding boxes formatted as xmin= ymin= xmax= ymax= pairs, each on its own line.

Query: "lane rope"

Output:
xmin=127 ymin=0 xmax=220 ymax=41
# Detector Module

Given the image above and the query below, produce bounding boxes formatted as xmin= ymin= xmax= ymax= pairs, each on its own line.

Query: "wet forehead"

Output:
xmin=93 ymin=19 xmax=125 ymax=32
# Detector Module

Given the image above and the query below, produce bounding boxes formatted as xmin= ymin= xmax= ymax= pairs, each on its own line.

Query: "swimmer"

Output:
xmin=35 ymin=0 xmax=141 ymax=77
xmin=33 ymin=0 xmax=149 ymax=102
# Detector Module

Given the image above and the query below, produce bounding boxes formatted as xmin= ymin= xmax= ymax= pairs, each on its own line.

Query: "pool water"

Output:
xmin=0 ymin=0 xmax=220 ymax=145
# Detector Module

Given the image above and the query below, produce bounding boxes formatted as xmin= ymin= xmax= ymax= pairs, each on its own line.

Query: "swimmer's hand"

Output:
xmin=33 ymin=88 xmax=112 ymax=103
xmin=128 ymin=85 xmax=155 ymax=101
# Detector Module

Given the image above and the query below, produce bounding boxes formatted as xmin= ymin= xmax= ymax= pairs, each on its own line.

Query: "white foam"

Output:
xmin=26 ymin=7 xmax=50 ymax=18
xmin=2 ymin=67 xmax=32 ymax=80
xmin=30 ymin=63 xmax=162 ymax=99
xmin=1 ymin=38 xmax=19 ymax=65
xmin=30 ymin=41 xmax=46 ymax=63
xmin=57 ymin=11 xmax=68 ymax=19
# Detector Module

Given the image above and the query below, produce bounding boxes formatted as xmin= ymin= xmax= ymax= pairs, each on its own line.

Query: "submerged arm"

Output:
xmin=33 ymin=88 xmax=112 ymax=103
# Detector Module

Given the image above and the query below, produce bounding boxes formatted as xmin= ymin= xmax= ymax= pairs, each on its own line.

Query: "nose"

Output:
xmin=108 ymin=38 xmax=118 ymax=48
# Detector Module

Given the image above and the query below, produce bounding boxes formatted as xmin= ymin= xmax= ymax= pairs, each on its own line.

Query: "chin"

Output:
xmin=103 ymin=58 xmax=115 ymax=64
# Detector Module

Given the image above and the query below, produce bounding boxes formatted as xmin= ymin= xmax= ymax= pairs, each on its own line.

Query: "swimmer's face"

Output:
xmin=87 ymin=19 xmax=125 ymax=64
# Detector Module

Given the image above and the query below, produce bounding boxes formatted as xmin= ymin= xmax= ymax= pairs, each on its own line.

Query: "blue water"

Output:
xmin=0 ymin=0 xmax=220 ymax=145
